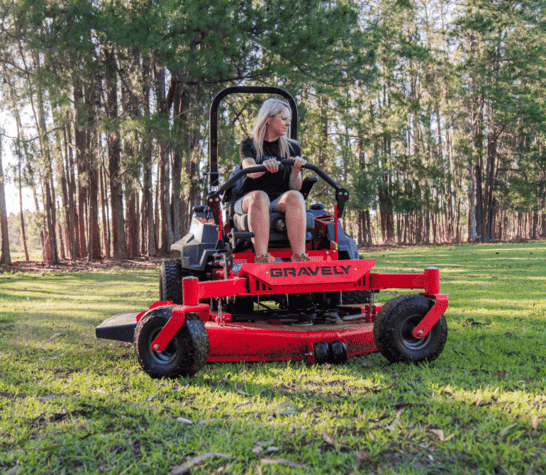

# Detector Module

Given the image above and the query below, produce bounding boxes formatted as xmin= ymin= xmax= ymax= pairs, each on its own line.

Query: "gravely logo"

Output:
xmin=270 ymin=265 xmax=351 ymax=278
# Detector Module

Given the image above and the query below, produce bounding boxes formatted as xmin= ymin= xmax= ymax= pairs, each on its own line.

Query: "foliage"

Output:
xmin=1 ymin=0 xmax=546 ymax=262
xmin=7 ymin=211 xmax=41 ymax=253
xmin=1 ymin=242 xmax=546 ymax=473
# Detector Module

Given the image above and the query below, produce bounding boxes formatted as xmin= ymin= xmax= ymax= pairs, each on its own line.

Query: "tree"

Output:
xmin=0 ymin=134 xmax=11 ymax=264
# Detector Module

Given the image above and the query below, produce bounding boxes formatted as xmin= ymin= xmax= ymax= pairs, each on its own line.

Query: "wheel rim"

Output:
xmin=147 ymin=327 xmax=178 ymax=365
xmin=398 ymin=314 xmax=431 ymax=351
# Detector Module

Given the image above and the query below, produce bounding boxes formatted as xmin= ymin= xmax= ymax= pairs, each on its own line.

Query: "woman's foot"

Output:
xmin=255 ymin=253 xmax=276 ymax=264
xmin=291 ymin=253 xmax=310 ymax=262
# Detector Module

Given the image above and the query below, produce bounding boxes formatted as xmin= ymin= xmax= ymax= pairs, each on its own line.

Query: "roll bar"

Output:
xmin=208 ymin=86 xmax=298 ymax=189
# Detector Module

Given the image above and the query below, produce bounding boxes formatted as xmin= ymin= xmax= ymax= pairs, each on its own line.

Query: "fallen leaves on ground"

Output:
xmin=170 ymin=452 xmax=235 ymax=475
xmin=387 ymin=409 xmax=402 ymax=431
xmin=46 ymin=333 xmax=62 ymax=342
xmin=499 ymin=423 xmax=518 ymax=437
xmin=429 ymin=429 xmax=455 ymax=443
xmin=260 ymin=458 xmax=305 ymax=468
xmin=0 ymin=392 xmax=27 ymax=400
xmin=356 ymin=450 xmax=378 ymax=468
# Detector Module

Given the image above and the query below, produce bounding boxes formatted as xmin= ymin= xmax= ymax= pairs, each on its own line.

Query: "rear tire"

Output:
xmin=373 ymin=295 xmax=447 ymax=364
xmin=159 ymin=260 xmax=183 ymax=304
xmin=134 ymin=306 xmax=209 ymax=379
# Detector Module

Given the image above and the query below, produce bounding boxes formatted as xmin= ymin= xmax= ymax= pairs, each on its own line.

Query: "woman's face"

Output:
xmin=266 ymin=108 xmax=291 ymax=139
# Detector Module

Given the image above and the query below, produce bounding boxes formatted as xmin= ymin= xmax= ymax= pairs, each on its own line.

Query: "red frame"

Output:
xmin=146 ymin=258 xmax=448 ymax=362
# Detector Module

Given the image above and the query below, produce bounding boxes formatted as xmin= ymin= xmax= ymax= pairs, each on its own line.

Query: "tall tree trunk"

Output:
xmin=18 ymin=162 xmax=29 ymax=261
xmin=467 ymin=165 xmax=476 ymax=242
xmin=156 ymin=66 xmax=172 ymax=254
xmin=34 ymin=53 xmax=59 ymax=264
xmin=87 ymin=84 xmax=101 ymax=261
xmin=126 ymin=189 xmax=139 ymax=258
xmin=61 ymin=123 xmax=77 ymax=260
xmin=171 ymin=79 xmax=187 ymax=242
xmin=0 ymin=136 xmax=11 ymax=265
xmin=142 ymin=55 xmax=156 ymax=256
xmin=57 ymin=205 xmax=66 ymax=260
xmin=74 ymin=79 xmax=88 ymax=259
xmin=100 ymin=166 xmax=111 ymax=259
xmin=104 ymin=46 xmax=127 ymax=260
xmin=65 ymin=116 xmax=80 ymax=259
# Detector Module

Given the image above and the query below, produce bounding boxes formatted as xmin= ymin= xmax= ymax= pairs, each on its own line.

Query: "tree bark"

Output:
xmin=104 ymin=46 xmax=127 ymax=260
xmin=61 ymin=123 xmax=76 ymax=260
xmin=0 ymin=136 xmax=11 ymax=265
xmin=87 ymin=84 xmax=102 ymax=261
xmin=100 ymin=166 xmax=111 ymax=259
xmin=156 ymin=66 xmax=172 ymax=254
xmin=74 ymin=79 xmax=88 ymax=259
xmin=35 ymin=62 xmax=59 ymax=264
xmin=142 ymin=55 xmax=156 ymax=256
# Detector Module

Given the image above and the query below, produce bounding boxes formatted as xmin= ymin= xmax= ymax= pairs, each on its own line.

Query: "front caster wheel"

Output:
xmin=373 ymin=295 xmax=447 ymax=364
xmin=134 ymin=306 xmax=209 ymax=379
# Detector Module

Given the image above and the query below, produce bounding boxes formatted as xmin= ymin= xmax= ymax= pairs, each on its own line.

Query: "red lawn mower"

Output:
xmin=96 ymin=86 xmax=448 ymax=379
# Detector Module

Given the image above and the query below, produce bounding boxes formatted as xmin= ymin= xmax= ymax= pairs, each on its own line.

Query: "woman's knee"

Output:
xmin=285 ymin=190 xmax=305 ymax=208
xmin=246 ymin=191 xmax=270 ymax=212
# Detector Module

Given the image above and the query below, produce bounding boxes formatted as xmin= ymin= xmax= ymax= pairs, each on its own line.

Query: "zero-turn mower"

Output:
xmin=96 ymin=86 xmax=448 ymax=379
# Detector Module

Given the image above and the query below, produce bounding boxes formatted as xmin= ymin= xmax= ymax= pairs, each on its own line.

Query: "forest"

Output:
xmin=0 ymin=0 xmax=545 ymax=264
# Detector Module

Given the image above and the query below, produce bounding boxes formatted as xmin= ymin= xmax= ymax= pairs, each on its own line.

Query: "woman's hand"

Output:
xmin=291 ymin=156 xmax=306 ymax=171
xmin=263 ymin=158 xmax=280 ymax=173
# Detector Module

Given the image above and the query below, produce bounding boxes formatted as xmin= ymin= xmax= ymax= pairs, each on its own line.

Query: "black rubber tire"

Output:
xmin=159 ymin=260 xmax=183 ymax=304
xmin=373 ymin=295 xmax=448 ymax=364
xmin=330 ymin=341 xmax=347 ymax=364
xmin=134 ymin=306 xmax=209 ymax=379
xmin=314 ymin=342 xmax=331 ymax=364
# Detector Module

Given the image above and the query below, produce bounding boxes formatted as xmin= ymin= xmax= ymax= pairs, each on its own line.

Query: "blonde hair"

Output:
xmin=252 ymin=98 xmax=295 ymax=163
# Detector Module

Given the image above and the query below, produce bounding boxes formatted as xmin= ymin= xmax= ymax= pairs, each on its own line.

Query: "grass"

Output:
xmin=0 ymin=241 xmax=545 ymax=474
xmin=10 ymin=250 xmax=43 ymax=262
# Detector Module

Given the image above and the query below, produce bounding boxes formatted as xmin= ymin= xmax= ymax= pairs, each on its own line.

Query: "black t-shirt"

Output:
xmin=238 ymin=138 xmax=302 ymax=201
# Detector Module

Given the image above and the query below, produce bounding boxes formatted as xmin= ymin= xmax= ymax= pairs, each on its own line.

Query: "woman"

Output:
xmin=235 ymin=98 xmax=309 ymax=263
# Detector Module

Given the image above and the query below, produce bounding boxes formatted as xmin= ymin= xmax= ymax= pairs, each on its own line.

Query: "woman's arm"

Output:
xmin=289 ymin=156 xmax=306 ymax=191
xmin=242 ymin=157 xmax=279 ymax=179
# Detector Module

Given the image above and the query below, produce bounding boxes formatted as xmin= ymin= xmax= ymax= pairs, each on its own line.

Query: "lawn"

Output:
xmin=0 ymin=242 xmax=545 ymax=474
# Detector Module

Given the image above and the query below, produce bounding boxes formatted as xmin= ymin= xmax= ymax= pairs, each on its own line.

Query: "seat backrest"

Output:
xmin=222 ymin=167 xmax=245 ymax=219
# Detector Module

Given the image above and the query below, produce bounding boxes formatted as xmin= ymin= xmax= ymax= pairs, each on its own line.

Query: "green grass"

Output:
xmin=1 ymin=242 xmax=545 ymax=474
xmin=10 ymin=250 xmax=43 ymax=262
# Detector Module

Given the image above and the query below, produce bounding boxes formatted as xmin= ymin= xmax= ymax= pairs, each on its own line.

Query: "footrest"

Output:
xmin=95 ymin=312 xmax=139 ymax=343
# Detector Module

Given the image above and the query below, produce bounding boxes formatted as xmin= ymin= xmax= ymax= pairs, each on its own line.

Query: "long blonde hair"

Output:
xmin=252 ymin=98 xmax=295 ymax=163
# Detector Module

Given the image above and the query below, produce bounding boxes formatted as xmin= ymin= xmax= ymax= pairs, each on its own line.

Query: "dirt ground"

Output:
xmin=0 ymin=257 xmax=163 ymax=273
xmin=1 ymin=239 xmax=532 ymax=274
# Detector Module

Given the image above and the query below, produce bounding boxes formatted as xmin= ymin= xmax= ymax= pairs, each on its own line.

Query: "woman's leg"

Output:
xmin=274 ymin=190 xmax=307 ymax=258
xmin=241 ymin=190 xmax=273 ymax=260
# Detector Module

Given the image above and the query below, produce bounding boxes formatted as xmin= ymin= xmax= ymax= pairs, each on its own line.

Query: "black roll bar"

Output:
xmin=208 ymin=86 xmax=298 ymax=188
